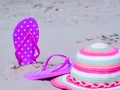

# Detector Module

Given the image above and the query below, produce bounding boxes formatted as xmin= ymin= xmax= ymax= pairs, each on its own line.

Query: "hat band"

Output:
xmin=67 ymin=75 xmax=120 ymax=89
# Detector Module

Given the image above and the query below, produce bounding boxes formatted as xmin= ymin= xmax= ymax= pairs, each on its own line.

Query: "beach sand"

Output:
xmin=1 ymin=0 xmax=120 ymax=90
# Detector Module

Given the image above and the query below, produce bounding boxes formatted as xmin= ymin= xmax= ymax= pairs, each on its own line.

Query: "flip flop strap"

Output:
xmin=29 ymin=31 xmax=40 ymax=59
xmin=15 ymin=30 xmax=40 ymax=62
xmin=41 ymin=54 xmax=70 ymax=72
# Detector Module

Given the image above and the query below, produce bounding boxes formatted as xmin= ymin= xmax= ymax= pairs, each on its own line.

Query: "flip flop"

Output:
xmin=13 ymin=17 xmax=40 ymax=66
xmin=24 ymin=54 xmax=72 ymax=80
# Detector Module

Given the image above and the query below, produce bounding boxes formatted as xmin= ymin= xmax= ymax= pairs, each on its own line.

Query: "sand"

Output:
xmin=1 ymin=0 xmax=120 ymax=90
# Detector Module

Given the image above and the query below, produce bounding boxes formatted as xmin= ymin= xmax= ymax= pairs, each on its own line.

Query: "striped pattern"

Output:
xmin=70 ymin=68 xmax=120 ymax=82
xmin=51 ymin=43 xmax=120 ymax=90
xmin=52 ymin=75 xmax=120 ymax=90
xmin=70 ymin=43 xmax=120 ymax=88
xmin=74 ymin=61 xmax=120 ymax=69
xmin=80 ymin=43 xmax=118 ymax=56
xmin=67 ymin=75 xmax=120 ymax=89
xmin=73 ymin=63 xmax=120 ymax=74
xmin=76 ymin=55 xmax=120 ymax=65
xmin=76 ymin=52 xmax=120 ymax=65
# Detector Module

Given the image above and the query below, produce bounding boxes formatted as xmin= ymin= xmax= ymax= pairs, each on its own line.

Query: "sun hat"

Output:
xmin=51 ymin=43 xmax=120 ymax=90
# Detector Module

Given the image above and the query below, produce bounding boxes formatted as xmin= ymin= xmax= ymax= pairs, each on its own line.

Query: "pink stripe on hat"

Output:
xmin=73 ymin=63 xmax=120 ymax=74
xmin=80 ymin=44 xmax=118 ymax=56
xmin=74 ymin=61 xmax=120 ymax=69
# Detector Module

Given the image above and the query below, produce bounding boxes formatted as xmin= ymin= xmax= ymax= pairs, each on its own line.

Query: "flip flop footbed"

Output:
xmin=24 ymin=62 xmax=72 ymax=80
xmin=13 ymin=17 xmax=39 ymax=65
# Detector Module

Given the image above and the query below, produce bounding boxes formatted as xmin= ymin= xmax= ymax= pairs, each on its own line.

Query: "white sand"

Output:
xmin=1 ymin=0 xmax=120 ymax=90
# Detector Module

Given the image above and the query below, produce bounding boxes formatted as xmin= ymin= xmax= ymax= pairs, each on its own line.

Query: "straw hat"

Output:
xmin=51 ymin=43 xmax=120 ymax=90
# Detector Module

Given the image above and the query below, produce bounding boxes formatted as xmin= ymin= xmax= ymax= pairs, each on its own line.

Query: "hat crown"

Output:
xmin=79 ymin=43 xmax=118 ymax=56
xmin=91 ymin=43 xmax=108 ymax=48
xmin=69 ymin=43 xmax=120 ymax=89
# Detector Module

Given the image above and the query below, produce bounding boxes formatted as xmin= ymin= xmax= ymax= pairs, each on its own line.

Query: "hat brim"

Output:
xmin=51 ymin=74 xmax=120 ymax=90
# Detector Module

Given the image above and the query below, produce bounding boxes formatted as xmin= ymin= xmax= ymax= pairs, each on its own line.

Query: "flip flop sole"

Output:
xmin=24 ymin=63 xmax=71 ymax=80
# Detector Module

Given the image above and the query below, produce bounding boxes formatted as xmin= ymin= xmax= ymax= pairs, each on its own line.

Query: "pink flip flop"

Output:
xmin=13 ymin=17 xmax=40 ymax=66
xmin=24 ymin=54 xmax=72 ymax=80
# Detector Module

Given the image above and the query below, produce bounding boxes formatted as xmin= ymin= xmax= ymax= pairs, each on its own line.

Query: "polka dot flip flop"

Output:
xmin=24 ymin=54 xmax=72 ymax=80
xmin=13 ymin=17 xmax=40 ymax=66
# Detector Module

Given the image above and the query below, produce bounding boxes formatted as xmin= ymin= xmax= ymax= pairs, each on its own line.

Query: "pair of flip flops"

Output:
xmin=13 ymin=17 xmax=72 ymax=80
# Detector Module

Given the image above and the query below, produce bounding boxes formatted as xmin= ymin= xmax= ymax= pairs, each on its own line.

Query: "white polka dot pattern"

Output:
xmin=13 ymin=17 xmax=40 ymax=66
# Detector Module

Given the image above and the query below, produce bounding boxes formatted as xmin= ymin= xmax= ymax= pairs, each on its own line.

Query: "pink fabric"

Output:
xmin=51 ymin=75 xmax=120 ymax=89
xmin=80 ymin=46 xmax=118 ymax=56
xmin=74 ymin=61 xmax=120 ymax=69
xmin=51 ymin=77 xmax=73 ymax=90
xmin=73 ymin=63 xmax=120 ymax=74
xmin=67 ymin=75 xmax=120 ymax=89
